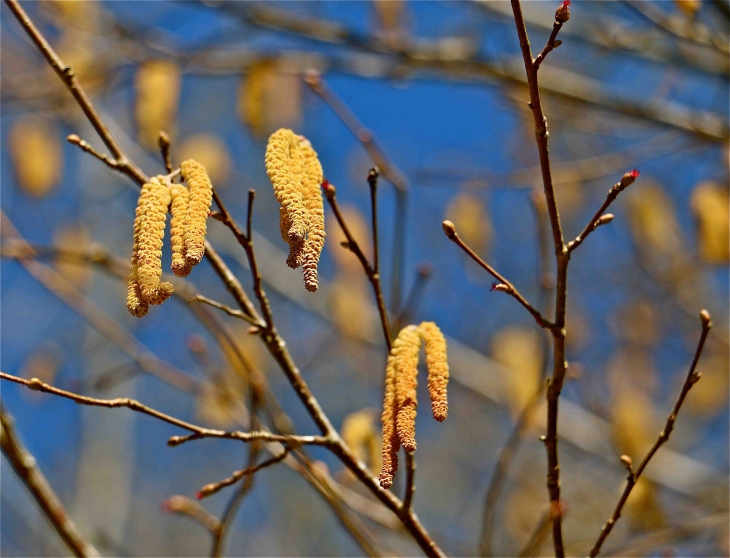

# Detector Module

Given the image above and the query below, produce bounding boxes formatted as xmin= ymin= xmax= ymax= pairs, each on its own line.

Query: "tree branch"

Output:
xmin=587 ymin=310 xmax=712 ymax=558
xmin=1 ymin=406 xmax=100 ymax=558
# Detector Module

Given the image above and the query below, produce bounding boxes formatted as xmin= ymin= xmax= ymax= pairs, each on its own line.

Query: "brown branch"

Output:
xmin=509 ymin=1 xmax=570 ymax=554
xmin=158 ymin=131 xmax=173 ymax=174
xmin=587 ymin=310 xmax=712 ymax=558
xmin=66 ymin=134 xmax=122 ymax=172
xmin=0 ymin=372 xmax=329 ymax=448
xmin=403 ymin=453 xmax=417 ymax=513
xmin=1 ymin=406 xmax=100 ymax=557
xmin=442 ymin=220 xmax=554 ymax=331
xmin=533 ymin=22 xmax=563 ymax=70
xmin=567 ymin=171 xmax=638 ymax=254
xmin=197 ymin=447 xmax=291 ymax=499
xmin=324 ymin=180 xmax=393 ymax=350
xmin=4 ymin=0 xmax=147 ymax=185
xmin=162 ymin=495 xmax=222 ymax=535
xmin=190 ymin=294 xmax=261 ymax=326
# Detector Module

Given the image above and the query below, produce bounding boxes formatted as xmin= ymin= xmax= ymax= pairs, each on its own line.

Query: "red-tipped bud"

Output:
xmin=321 ymin=180 xmax=335 ymax=199
xmin=620 ymin=169 xmax=640 ymax=189
xmin=556 ymin=0 xmax=571 ymax=23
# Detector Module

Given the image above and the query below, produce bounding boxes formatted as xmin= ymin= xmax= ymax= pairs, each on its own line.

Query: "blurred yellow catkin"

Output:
xmin=690 ymin=181 xmax=729 ymax=264
xmin=10 ymin=118 xmax=62 ymax=198
xmin=490 ymin=327 xmax=543 ymax=417
xmin=628 ymin=181 xmax=682 ymax=258
xmin=181 ymin=160 xmax=214 ymax=267
xmin=53 ymin=224 xmax=91 ymax=289
xmin=239 ymin=60 xmax=302 ymax=137
xmin=135 ymin=60 xmax=180 ymax=149
xmin=445 ymin=192 xmax=492 ymax=259
xmin=342 ymin=409 xmax=380 ymax=475
xmin=178 ymin=134 xmax=231 ymax=186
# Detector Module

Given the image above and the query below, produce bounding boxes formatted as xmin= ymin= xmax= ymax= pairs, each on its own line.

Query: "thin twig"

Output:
xmin=403 ymin=453 xmax=417 ymax=513
xmin=198 ymin=447 xmax=291 ymax=499
xmin=324 ymin=181 xmax=393 ymax=349
xmin=158 ymin=131 xmax=173 ymax=174
xmin=442 ymin=221 xmax=554 ymax=331
xmin=587 ymin=310 xmax=712 ymax=558
xmin=4 ymin=0 xmax=147 ymax=185
xmin=191 ymin=294 xmax=261 ymax=326
xmin=567 ymin=172 xmax=637 ymax=254
xmin=533 ymin=22 xmax=564 ymax=70
xmin=67 ymin=134 xmax=122 ymax=172
xmin=0 ymin=371 xmax=329 ymax=447
xmin=162 ymin=495 xmax=222 ymax=535
xmin=1 ymin=406 xmax=100 ymax=558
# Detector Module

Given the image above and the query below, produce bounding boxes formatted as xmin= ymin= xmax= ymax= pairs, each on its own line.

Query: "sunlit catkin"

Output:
xmin=380 ymin=346 xmax=401 ymax=489
xmin=181 ymin=159 xmax=213 ymax=266
xmin=265 ymin=129 xmax=307 ymax=243
xmin=134 ymin=177 xmax=172 ymax=304
xmin=394 ymin=325 xmax=422 ymax=454
xmin=419 ymin=321 xmax=449 ymax=422
xmin=300 ymin=137 xmax=325 ymax=292
xmin=169 ymin=182 xmax=191 ymax=277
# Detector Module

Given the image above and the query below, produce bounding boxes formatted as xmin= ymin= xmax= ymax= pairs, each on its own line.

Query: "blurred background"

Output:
xmin=1 ymin=1 xmax=728 ymax=556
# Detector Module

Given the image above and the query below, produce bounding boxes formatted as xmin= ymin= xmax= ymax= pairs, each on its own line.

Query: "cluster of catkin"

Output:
xmin=126 ymin=160 xmax=213 ymax=317
xmin=379 ymin=322 xmax=449 ymax=489
xmin=265 ymin=129 xmax=325 ymax=292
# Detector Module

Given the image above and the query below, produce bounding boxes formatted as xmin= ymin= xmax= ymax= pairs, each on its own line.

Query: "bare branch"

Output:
xmin=197 ymin=448 xmax=291 ymax=499
xmin=191 ymin=294 xmax=262 ymax=326
xmin=1 ymin=406 xmax=100 ymax=557
xmin=161 ymin=495 xmax=222 ymax=535
xmin=587 ymin=310 xmax=712 ymax=557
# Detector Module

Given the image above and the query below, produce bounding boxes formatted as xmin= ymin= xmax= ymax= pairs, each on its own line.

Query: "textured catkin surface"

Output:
xmin=169 ymin=182 xmax=191 ymax=277
xmin=265 ymin=129 xmax=307 ymax=242
xmin=134 ymin=178 xmax=172 ymax=304
xmin=420 ymin=321 xmax=449 ymax=422
xmin=379 ymin=348 xmax=401 ymax=489
xmin=394 ymin=325 xmax=422 ymax=454
xmin=300 ymin=138 xmax=325 ymax=292
xmin=181 ymin=159 xmax=213 ymax=266
xmin=126 ymin=215 xmax=149 ymax=317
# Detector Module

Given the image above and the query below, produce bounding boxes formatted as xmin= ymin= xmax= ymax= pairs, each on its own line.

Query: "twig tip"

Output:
xmin=442 ymin=220 xmax=456 ymax=238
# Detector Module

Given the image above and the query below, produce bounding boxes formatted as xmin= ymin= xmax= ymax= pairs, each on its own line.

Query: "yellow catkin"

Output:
xmin=126 ymin=255 xmax=149 ymax=317
xmin=181 ymin=159 xmax=213 ymax=266
xmin=134 ymin=177 xmax=172 ymax=304
xmin=419 ymin=322 xmax=449 ymax=422
xmin=380 ymin=347 xmax=401 ymax=489
xmin=265 ymin=129 xmax=307 ymax=242
xmin=299 ymin=137 xmax=325 ymax=292
xmin=169 ymin=182 xmax=191 ymax=277
xmin=394 ymin=325 xmax=422 ymax=454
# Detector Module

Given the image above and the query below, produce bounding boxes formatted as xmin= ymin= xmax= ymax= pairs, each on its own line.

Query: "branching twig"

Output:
xmin=0 ymin=371 xmax=329 ymax=448
xmin=533 ymin=22 xmax=563 ymax=70
xmin=191 ymin=294 xmax=261 ymax=326
xmin=1 ymin=406 xmax=100 ymax=558
xmin=587 ymin=310 xmax=712 ymax=558
xmin=442 ymin=220 xmax=554 ymax=331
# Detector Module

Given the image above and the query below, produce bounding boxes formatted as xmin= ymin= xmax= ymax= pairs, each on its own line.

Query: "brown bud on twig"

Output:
xmin=442 ymin=220 xmax=456 ymax=239
xmin=158 ymin=131 xmax=171 ymax=150
xmin=66 ymin=134 xmax=81 ymax=145
xmin=689 ymin=371 xmax=702 ymax=385
xmin=555 ymin=0 xmax=571 ymax=23
xmin=619 ymin=169 xmax=640 ymax=189
xmin=619 ymin=454 xmax=633 ymax=470
xmin=700 ymin=309 xmax=712 ymax=328
xmin=597 ymin=214 xmax=614 ymax=226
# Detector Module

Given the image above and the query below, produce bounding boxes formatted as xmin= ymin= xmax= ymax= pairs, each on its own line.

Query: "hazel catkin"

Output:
xmin=134 ymin=177 xmax=172 ymax=304
xmin=300 ymin=137 xmax=325 ymax=292
xmin=181 ymin=159 xmax=213 ymax=266
xmin=379 ymin=347 xmax=401 ymax=489
xmin=265 ymin=129 xmax=307 ymax=243
xmin=394 ymin=325 xmax=422 ymax=454
xmin=419 ymin=321 xmax=449 ymax=422
xmin=169 ymin=182 xmax=191 ymax=277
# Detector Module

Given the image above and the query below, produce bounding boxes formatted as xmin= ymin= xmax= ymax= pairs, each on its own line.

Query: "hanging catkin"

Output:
xmin=419 ymin=321 xmax=449 ymax=422
xmin=181 ymin=159 xmax=213 ymax=267
xmin=265 ymin=129 xmax=307 ymax=244
xmin=394 ymin=325 xmax=422 ymax=454
xmin=300 ymin=138 xmax=325 ymax=292
xmin=126 ymin=219 xmax=149 ymax=317
xmin=134 ymin=177 xmax=172 ymax=304
xmin=379 ymin=345 xmax=401 ymax=489
xmin=169 ymin=182 xmax=191 ymax=277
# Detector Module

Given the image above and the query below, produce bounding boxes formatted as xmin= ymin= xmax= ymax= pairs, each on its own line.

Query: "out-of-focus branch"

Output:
xmin=587 ymin=310 xmax=713 ymax=557
xmin=191 ymin=294 xmax=261 ymax=326
xmin=162 ymin=495 xmax=222 ymax=535
xmin=0 ymin=406 xmax=100 ymax=558
xmin=197 ymin=448 xmax=291 ymax=499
